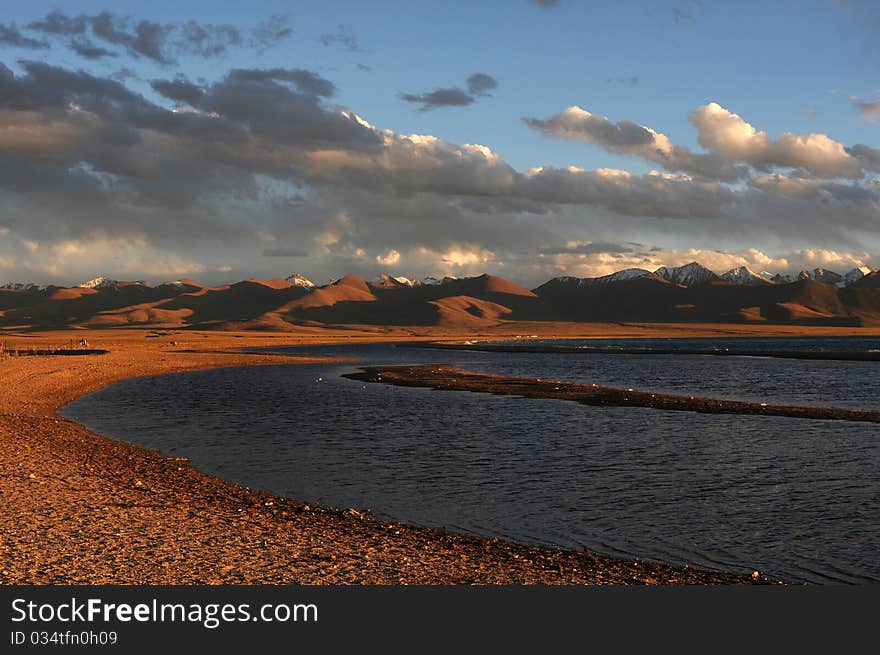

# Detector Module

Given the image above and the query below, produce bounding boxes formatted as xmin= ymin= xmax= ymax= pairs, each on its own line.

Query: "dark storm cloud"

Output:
xmin=0 ymin=23 xmax=49 ymax=49
xmin=466 ymin=73 xmax=497 ymax=96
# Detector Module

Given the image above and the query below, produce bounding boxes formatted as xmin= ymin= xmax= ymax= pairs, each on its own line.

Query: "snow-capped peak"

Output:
xmin=550 ymin=268 xmax=653 ymax=286
xmin=285 ymin=273 xmax=315 ymax=288
xmin=720 ymin=266 xmax=774 ymax=286
xmin=654 ymin=262 xmax=719 ymax=286
xmin=842 ymin=266 xmax=875 ymax=287
xmin=798 ymin=268 xmax=843 ymax=285
xmin=597 ymin=268 xmax=652 ymax=283
xmin=77 ymin=276 xmax=119 ymax=289
xmin=770 ymin=273 xmax=793 ymax=284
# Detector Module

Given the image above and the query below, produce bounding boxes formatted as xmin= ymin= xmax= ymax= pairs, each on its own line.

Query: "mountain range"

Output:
xmin=2 ymin=263 xmax=879 ymax=330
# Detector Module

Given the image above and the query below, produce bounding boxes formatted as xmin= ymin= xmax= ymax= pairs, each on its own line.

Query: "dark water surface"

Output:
xmin=61 ymin=340 xmax=880 ymax=583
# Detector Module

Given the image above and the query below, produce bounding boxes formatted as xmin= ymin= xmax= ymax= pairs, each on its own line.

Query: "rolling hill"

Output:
xmin=2 ymin=266 xmax=879 ymax=330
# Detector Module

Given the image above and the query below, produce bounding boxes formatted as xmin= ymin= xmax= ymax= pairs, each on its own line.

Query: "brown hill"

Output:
xmin=155 ymin=281 xmax=311 ymax=327
xmin=430 ymin=296 xmax=514 ymax=327
xmin=2 ymin=272 xmax=879 ymax=330
xmin=531 ymin=277 xmax=880 ymax=326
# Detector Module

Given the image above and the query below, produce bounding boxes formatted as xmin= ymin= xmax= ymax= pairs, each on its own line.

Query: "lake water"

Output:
xmin=60 ymin=339 xmax=880 ymax=584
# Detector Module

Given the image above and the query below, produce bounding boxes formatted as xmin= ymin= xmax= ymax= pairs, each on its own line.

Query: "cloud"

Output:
xmin=689 ymin=102 xmax=862 ymax=178
xmin=850 ymin=95 xmax=880 ymax=121
xmin=525 ymin=102 xmax=864 ymax=180
xmin=26 ymin=11 xmax=88 ymax=36
xmin=537 ymin=241 xmax=636 ymax=255
xmin=606 ymin=75 xmax=639 ymax=86
xmin=150 ymin=77 xmax=205 ymax=105
xmin=530 ymin=0 xmax=562 ymax=9
xmin=524 ymin=105 xmax=740 ymax=181
xmin=224 ymin=68 xmax=336 ymax=97
xmin=23 ymin=11 xmax=293 ymax=63
xmin=262 ymin=247 xmax=308 ymax=258
xmin=68 ymin=38 xmax=117 ymax=59
xmin=524 ymin=244 xmax=874 ymax=281
xmin=249 ymin=15 xmax=293 ymax=52
xmin=319 ymin=25 xmax=360 ymax=51
xmin=0 ymin=59 xmax=877 ymax=286
xmin=466 ymin=73 xmax=498 ymax=96
xmin=176 ymin=20 xmax=242 ymax=58
xmin=401 ymin=73 xmax=498 ymax=112
xmin=400 ymin=87 xmax=474 ymax=112
xmin=89 ymin=12 xmax=172 ymax=63
xmin=376 ymin=249 xmax=401 ymax=266
xmin=0 ymin=23 xmax=49 ymax=49
xmin=7 ymin=233 xmax=205 ymax=282
xmin=847 ymin=144 xmax=880 ymax=172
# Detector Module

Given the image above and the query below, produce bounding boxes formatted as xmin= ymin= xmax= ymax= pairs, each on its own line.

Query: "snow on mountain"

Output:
xmin=0 ymin=282 xmax=47 ymax=292
xmin=421 ymin=275 xmax=459 ymax=285
xmin=720 ymin=266 xmax=774 ymax=286
xmin=771 ymin=273 xmax=793 ymax=284
xmin=549 ymin=268 xmax=653 ymax=286
xmin=597 ymin=268 xmax=653 ymax=283
xmin=285 ymin=273 xmax=315 ymax=288
xmin=842 ymin=266 xmax=875 ymax=287
xmin=76 ymin=276 xmax=149 ymax=290
xmin=370 ymin=274 xmax=415 ymax=288
xmin=654 ymin=262 xmax=720 ymax=286
xmin=77 ymin=276 xmax=116 ymax=289
xmin=797 ymin=268 xmax=843 ymax=285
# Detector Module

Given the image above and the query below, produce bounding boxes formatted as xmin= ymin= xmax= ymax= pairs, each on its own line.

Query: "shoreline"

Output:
xmin=1 ymin=328 xmax=787 ymax=584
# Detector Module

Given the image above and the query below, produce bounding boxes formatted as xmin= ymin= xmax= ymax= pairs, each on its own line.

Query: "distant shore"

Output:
xmin=344 ymin=364 xmax=880 ymax=424
xmin=402 ymin=340 xmax=880 ymax=362
xmin=0 ymin=325 xmax=820 ymax=584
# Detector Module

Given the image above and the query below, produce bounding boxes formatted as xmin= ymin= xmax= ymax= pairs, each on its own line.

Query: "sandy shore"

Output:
xmin=0 ymin=325 xmax=823 ymax=584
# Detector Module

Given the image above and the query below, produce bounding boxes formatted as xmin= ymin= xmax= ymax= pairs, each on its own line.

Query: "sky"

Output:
xmin=0 ymin=0 xmax=879 ymax=287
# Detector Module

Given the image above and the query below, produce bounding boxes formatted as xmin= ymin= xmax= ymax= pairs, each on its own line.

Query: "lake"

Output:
xmin=61 ymin=339 xmax=880 ymax=583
